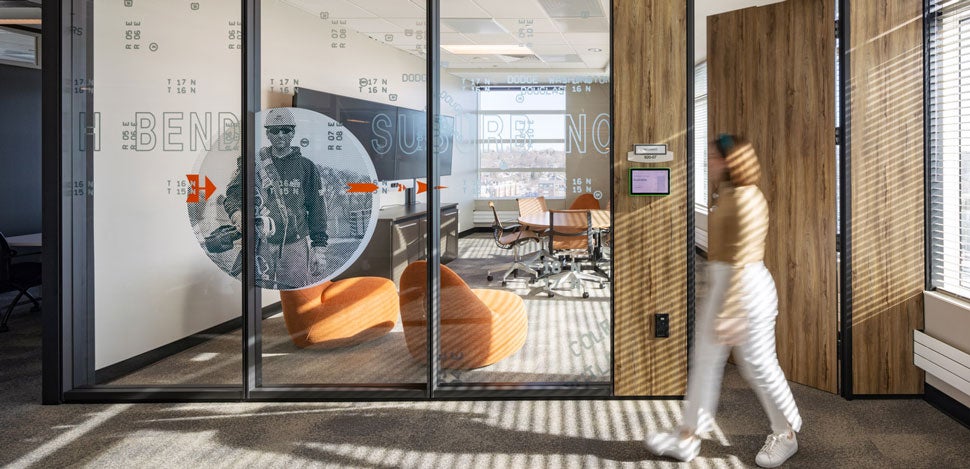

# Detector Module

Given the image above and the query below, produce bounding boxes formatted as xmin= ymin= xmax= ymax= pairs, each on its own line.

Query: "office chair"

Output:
xmin=0 ymin=233 xmax=42 ymax=333
xmin=569 ymin=193 xmax=600 ymax=210
xmin=516 ymin=196 xmax=547 ymax=217
xmin=485 ymin=202 xmax=541 ymax=285
xmin=538 ymin=210 xmax=607 ymax=298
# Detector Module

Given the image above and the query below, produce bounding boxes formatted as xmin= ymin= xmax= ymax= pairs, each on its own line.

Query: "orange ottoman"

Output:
xmin=400 ymin=261 xmax=528 ymax=369
xmin=279 ymin=277 xmax=399 ymax=349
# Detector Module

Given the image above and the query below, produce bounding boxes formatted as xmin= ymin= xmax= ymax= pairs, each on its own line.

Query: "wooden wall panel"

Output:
xmin=612 ymin=0 xmax=688 ymax=396
xmin=849 ymin=0 xmax=925 ymax=395
xmin=709 ymin=0 xmax=839 ymax=393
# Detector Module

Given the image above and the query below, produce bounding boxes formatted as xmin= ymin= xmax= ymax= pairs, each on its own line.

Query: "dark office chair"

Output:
xmin=0 ymin=233 xmax=42 ymax=332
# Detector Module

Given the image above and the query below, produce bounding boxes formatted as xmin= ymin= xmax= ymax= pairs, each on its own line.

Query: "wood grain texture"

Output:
xmin=709 ymin=0 xmax=839 ymax=393
xmin=849 ymin=0 xmax=925 ymax=395
xmin=612 ymin=0 xmax=688 ymax=396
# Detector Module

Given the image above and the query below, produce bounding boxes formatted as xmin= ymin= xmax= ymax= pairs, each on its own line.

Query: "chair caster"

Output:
xmin=0 ymin=324 xmax=8 ymax=333
xmin=582 ymin=292 xmax=590 ymax=298
xmin=487 ymin=275 xmax=493 ymax=281
xmin=501 ymin=281 xmax=507 ymax=286
xmin=548 ymin=292 xmax=555 ymax=297
xmin=598 ymin=283 xmax=605 ymax=289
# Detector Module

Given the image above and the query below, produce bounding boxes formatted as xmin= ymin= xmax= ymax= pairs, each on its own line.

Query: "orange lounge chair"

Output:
xmin=279 ymin=277 xmax=399 ymax=348
xmin=399 ymin=261 xmax=528 ymax=369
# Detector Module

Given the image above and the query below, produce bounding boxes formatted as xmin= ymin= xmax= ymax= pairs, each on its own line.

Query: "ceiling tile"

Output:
xmin=282 ymin=0 xmax=377 ymax=19
xmin=578 ymin=54 xmax=609 ymax=69
xmin=562 ymin=32 xmax=609 ymax=45
xmin=346 ymin=0 xmax=424 ymax=18
xmin=552 ymin=17 xmax=609 ymax=33
xmin=537 ymin=0 xmax=606 ymax=18
xmin=464 ymin=33 xmax=518 ymax=45
xmin=519 ymin=33 xmax=568 ymax=46
xmin=441 ymin=0 xmax=490 ymax=18
xmin=494 ymin=18 xmax=560 ymax=35
xmin=441 ymin=18 xmax=508 ymax=35
xmin=386 ymin=17 xmax=426 ymax=30
xmin=346 ymin=17 xmax=400 ymax=32
xmin=470 ymin=0 xmax=548 ymax=18
xmin=527 ymin=43 xmax=576 ymax=55
xmin=441 ymin=33 xmax=474 ymax=45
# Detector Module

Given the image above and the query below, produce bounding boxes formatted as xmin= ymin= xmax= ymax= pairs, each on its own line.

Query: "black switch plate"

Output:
xmin=655 ymin=313 xmax=669 ymax=338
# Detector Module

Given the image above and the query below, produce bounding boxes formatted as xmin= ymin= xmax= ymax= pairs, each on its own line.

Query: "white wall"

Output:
xmin=93 ymin=0 xmax=248 ymax=369
xmin=924 ymin=292 xmax=970 ymax=408
xmin=93 ymin=0 xmax=479 ymax=369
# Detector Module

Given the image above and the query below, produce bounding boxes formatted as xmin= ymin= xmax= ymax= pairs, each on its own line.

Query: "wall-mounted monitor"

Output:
xmin=629 ymin=168 xmax=670 ymax=196
xmin=293 ymin=87 xmax=454 ymax=181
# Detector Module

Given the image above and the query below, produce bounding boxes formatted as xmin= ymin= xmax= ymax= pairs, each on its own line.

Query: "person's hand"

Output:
xmin=714 ymin=316 xmax=748 ymax=346
xmin=230 ymin=211 xmax=242 ymax=231
xmin=311 ymin=245 xmax=328 ymax=276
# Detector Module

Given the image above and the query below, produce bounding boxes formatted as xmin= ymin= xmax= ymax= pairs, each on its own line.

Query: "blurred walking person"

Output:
xmin=644 ymin=134 xmax=802 ymax=468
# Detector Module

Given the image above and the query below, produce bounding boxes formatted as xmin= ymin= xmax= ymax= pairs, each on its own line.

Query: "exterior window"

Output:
xmin=929 ymin=1 xmax=970 ymax=299
xmin=694 ymin=62 xmax=708 ymax=208
xmin=477 ymin=86 xmax=567 ymax=199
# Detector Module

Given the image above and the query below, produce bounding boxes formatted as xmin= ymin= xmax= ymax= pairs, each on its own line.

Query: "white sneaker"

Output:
xmin=755 ymin=431 xmax=798 ymax=468
xmin=644 ymin=430 xmax=701 ymax=462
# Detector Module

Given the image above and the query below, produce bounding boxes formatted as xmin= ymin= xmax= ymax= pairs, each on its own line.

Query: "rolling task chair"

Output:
xmin=485 ymin=202 xmax=541 ymax=285
xmin=538 ymin=210 xmax=607 ymax=298
xmin=0 ymin=233 xmax=42 ymax=332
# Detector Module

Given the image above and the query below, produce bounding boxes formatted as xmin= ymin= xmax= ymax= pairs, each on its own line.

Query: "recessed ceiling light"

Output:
xmin=588 ymin=47 xmax=602 ymax=52
xmin=442 ymin=44 xmax=533 ymax=55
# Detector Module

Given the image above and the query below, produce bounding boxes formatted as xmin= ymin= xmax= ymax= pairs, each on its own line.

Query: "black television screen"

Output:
xmin=293 ymin=87 xmax=453 ymax=181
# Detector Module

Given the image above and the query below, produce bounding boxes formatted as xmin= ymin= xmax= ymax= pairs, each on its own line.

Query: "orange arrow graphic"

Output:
xmin=415 ymin=181 xmax=447 ymax=194
xmin=186 ymin=174 xmax=200 ymax=203
xmin=398 ymin=184 xmax=405 ymax=192
xmin=204 ymin=176 xmax=216 ymax=201
xmin=347 ymin=182 xmax=379 ymax=193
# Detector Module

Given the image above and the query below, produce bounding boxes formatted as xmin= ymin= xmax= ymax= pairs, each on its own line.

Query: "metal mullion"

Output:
xmin=64 ymin=387 xmax=244 ymax=403
xmin=242 ymin=0 xmax=261 ymax=398
xmin=838 ymin=0 xmax=853 ymax=400
xmin=426 ymin=0 xmax=441 ymax=398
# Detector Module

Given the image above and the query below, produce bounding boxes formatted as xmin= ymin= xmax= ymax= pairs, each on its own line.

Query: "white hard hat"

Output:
xmin=264 ymin=108 xmax=296 ymax=127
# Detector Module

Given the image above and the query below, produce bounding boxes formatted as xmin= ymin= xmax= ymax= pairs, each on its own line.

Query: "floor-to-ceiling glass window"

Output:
xmin=58 ymin=0 xmax=614 ymax=398
xmin=433 ymin=0 xmax=612 ymax=389
xmin=255 ymin=0 xmax=430 ymax=387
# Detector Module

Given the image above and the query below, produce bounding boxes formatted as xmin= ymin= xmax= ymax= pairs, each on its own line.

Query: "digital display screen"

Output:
xmin=630 ymin=168 xmax=670 ymax=196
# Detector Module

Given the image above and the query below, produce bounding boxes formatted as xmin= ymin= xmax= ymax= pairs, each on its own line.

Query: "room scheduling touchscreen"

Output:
xmin=629 ymin=168 xmax=670 ymax=196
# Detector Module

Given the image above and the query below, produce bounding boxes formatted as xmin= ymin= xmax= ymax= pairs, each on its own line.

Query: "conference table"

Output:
xmin=516 ymin=210 xmax=611 ymax=232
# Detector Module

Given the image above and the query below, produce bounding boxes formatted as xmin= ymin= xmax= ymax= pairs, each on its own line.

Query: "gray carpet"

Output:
xmin=2 ymin=257 xmax=970 ymax=467
xmin=110 ymin=234 xmax=611 ymax=386
xmin=2 ymin=294 xmax=970 ymax=467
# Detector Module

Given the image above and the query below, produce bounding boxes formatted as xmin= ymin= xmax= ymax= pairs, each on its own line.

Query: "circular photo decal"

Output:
xmin=188 ymin=107 xmax=380 ymax=290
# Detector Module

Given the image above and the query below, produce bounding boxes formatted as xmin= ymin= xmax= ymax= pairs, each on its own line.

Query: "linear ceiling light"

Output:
xmin=441 ymin=44 xmax=533 ymax=55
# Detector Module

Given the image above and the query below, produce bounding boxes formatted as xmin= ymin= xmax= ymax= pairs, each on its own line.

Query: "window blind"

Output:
xmin=929 ymin=0 xmax=970 ymax=299
xmin=694 ymin=62 xmax=708 ymax=208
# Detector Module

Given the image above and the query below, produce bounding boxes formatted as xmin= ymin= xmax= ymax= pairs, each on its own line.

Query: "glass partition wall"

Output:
xmin=56 ymin=0 xmax=611 ymax=400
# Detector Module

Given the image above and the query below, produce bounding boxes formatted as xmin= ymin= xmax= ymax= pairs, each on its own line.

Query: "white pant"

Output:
xmin=683 ymin=261 xmax=802 ymax=435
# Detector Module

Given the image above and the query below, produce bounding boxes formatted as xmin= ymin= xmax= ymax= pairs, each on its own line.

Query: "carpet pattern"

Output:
xmin=1 ymin=265 xmax=969 ymax=467
xmin=109 ymin=234 xmax=611 ymax=386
